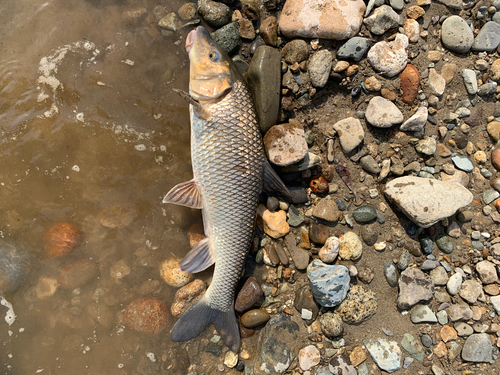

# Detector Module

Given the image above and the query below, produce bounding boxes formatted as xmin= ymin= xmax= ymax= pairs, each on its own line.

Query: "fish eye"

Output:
xmin=208 ymin=50 xmax=221 ymax=62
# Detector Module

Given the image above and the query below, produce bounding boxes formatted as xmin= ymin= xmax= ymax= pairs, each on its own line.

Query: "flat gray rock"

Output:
xmin=461 ymin=333 xmax=493 ymax=363
xmin=441 ymin=16 xmax=473 ymax=53
xmin=472 ymin=21 xmax=500 ymax=52
xmin=384 ymin=176 xmax=473 ymax=228
xmin=398 ymin=268 xmax=434 ymax=310
xmin=337 ymin=37 xmax=371 ymax=62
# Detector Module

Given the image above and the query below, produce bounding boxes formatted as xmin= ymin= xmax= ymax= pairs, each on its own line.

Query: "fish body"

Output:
xmin=164 ymin=26 xmax=287 ymax=352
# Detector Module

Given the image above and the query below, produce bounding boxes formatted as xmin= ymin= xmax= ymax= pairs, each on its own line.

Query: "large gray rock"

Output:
xmin=384 ymin=176 xmax=473 ymax=228
xmin=472 ymin=21 xmax=500 ymax=52
xmin=441 ymin=16 xmax=473 ymax=53
xmin=247 ymin=46 xmax=281 ymax=133
xmin=461 ymin=333 xmax=493 ymax=363
xmin=398 ymin=268 xmax=434 ymax=310
xmin=307 ymin=260 xmax=350 ymax=307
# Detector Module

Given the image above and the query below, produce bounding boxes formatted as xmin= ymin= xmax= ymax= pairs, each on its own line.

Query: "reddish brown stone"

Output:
xmin=240 ymin=309 xmax=270 ymax=328
xmin=235 ymin=277 xmax=263 ymax=313
xmin=239 ymin=324 xmax=255 ymax=338
xmin=124 ymin=298 xmax=169 ymax=335
xmin=494 ymin=198 xmax=500 ymax=213
xmin=59 ymin=259 xmax=99 ymax=290
xmin=170 ymin=279 xmax=206 ymax=318
xmin=492 ymin=148 xmax=500 ymax=171
xmin=44 ymin=223 xmax=82 ymax=258
xmin=400 ymin=64 xmax=420 ymax=105
xmin=310 ymin=176 xmax=329 ymax=194
xmin=259 ymin=16 xmax=277 ymax=46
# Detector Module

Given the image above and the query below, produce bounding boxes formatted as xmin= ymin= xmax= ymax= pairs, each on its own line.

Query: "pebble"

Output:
xmin=332 ymin=117 xmax=364 ymax=153
xmin=472 ymin=21 xmax=500 ymax=52
xmin=401 ymin=333 xmax=425 ymax=361
xmin=36 ymin=276 xmax=58 ymax=299
xmin=256 ymin=204 xmax=290 ymax=238
xmin=404 ymin=19 xmax=420 ymax=43
xmin=401 ymin=107 xmax=428 ymax=132
xmin=400 ymin=64 xmax=420 ymax=105
xmin=367 ymin=34 xmax=409 ymax=77
xmin=360 ymin=155 xmax=381 ymax=174
xmin=483 ymin=189 xmax=500 ymax=205
xmin=419 ymin=236 xmax=434 ymax=254
xmin=285 ymin=233 xmax=310 ymax=270
xmin=339 ymin=232 xmax=363 ymax=260
xmin=363 ymin=338 xmax=402 ymax=373
xmin=264 ymin=123 xmax=308 ymax=167
xmin=281 ymin=39 xmax=309 ymax=65
xmin=59 ymin=259 xmax=99 ymax=290
xmin=299 ymin=345 xmax=321 ymax=371
xmin=441 ymin=16 xmax=474 ymax=53
xmin=459 ymin=279 xmax=482 ymax=304
xmin=384 ymin=176 xmax=473 ymax=228
xmin=487 ymin=121 xmax=500 ymax=141
xmin=461 ymin=333 xmax=493 ymax=362
xmin=160 ymin=259 xmax=193 ymax=287
xmin=124 ymin=298 xmax=169 ymax=335
xmin=491 ymin=295 xmax=500 ymax=314
xmin=235 ymin=277 xmax=263 ymax=313
xmin=287 ymin=205 xmax=304 ymax=227
xmin=491 ymin=59 xmax=500 ymax=81
xmin=461 ymin=69 xmax=478 ymax=95
xmin=364 ymin=76 xmax=381 ymax=92
xmin=279 ymin=0 xmax=365 ymax=39
xmin=170 ymin=279 xmax=206 ymax=317
xmin=319 ymin=312 xmax=344 ymax=337
xmin=313 ymin=198 xmax=340 ymax=222
xmin=309 ymin=50 xmax=332 ymax=88
xmin=365 ymin=96 xmax=403 ymax=128
xmin=441 ymin=63 xmax=456 ymax=84
xmin=440 ymin=325 xmax=458 ymax=342
xmin=294 ymin=285 xmax=319 ymax=322
xmin=455 ymin=322 xmax=474 ymax=336
xmin=415 ymin=137 xmax=436 ymax=155
xmin=177 ymin=3 xmax=196 ymax=21
xmin=210 ymin=23 xmax=241 ymax=55
xmin=428 ymin=69 xmax=446 ymax=96
xmin=477 ymin=82 xmax=498 ymax=96
xmin=307 ymin=260 xmax=350 ymax=307
xmin=310 ymin=176 xmax=329 ymax=194
xmin=197 ymin=0 xmax=231 ymax=28
xmin=247 ymin=46 xmax=281 ymax=133
xmin=241 ymin=309 xmax=271 ymax=328
xmin=446 ymin=272 xmax=463 ymax=295
xmin=337 ymin=37 xmax=371 ymax=62
xmin=352 ymin=205 xmax=377 ymax=223
xmin=43 ymin=222 xmax=82 ymax=258
xmin=336 ymin=285 xmax=378 ymax=324
xmin=259 ymin=17 xmax=277 ymax=47
xmin=329 ymin=354 xmax=357 ymax=375
xmin=436 ymin=235 xmax=454 ymax=254
xmin=492 ymin=148 xmax=500 ymax=170
xmin=437 ymin=310 xmax=449 ymax=325
xmin=397 ymin=249 xmax=410 ymax=270
xmin=319 ymin=236 xmax=340 ymax=263
xmin=430 ymin=266 xmax=448 ymax=286
xmin=410 ymin=305 xmax=438 ymax=323
xmin=384 ymin=262 xmax=398 ymax=287
xmin=397 ymin=267 xmax=434 ymax=309
xmin=363 ymin=5 xmax=399 ymax=35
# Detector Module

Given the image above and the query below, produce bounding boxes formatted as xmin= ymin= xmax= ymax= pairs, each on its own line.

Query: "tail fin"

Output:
xmin=170 ymin=296 xmax=240 ymax=353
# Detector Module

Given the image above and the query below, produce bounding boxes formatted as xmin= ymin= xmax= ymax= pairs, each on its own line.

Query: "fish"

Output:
xmin=163 ymin=26 xmax=289 ymax=352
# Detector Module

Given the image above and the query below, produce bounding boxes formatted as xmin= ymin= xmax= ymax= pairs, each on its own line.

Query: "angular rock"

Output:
xmin=401 ymin=333 xmax=425 ymax=361
xmin=400 ymin=107 xmax=428 ymax=131
xmin=256 ymin=205 xmax=290 ymax=238
xmin=363 ymin=338 xmax=402 ymax=373
xmin=461 ymin=333 xmax=493 ymax=362
xmin=363 ymin=5 xmax=399 ymax=35
xmin=307 ymin=260 xmax=350 ymax=307
xmin=299 ymin=345 xmax=321 ymax=371
xmin=313 ymin=198 xmax=340 ymax=222
xmin=476 ymin=261 xmax=498 ymax=284
xmin=329 ymin=354 xmax=357 ymax=375
xmin=461 ymin=69 xmax=478 ymax=95
xmin=472 ymin=21 xmax=500 ymax=52
xmin=459 ymin=279 xmax=482 ymax=304
xmin=280 ymin=0 xmax=366 ymax=39
xmin=365 ymin=97 xmax=404 ymax=128
xmin=410 ymin=305 xmax=437 ymax=324
xmin=384 ymin=176 xmax=474 ymax=228
xmin=398 ymin=267 xmax=434 ymax=310
xmin=264 ymin=123 xmax=308 ymax=167
xmin=337 ymin=37 xmax=371 ymax=62
xmin=332 ymin=117 xmax=364 ymax=153
xmin=428 ymin=69 xmax=446 ymax=96
xmin=367 ymin=34 xmax=408 ymax=77
xmin=285 ymin=233 xmax=310 ymax=270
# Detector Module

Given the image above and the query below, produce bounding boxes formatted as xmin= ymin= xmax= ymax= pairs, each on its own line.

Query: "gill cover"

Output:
xmin=187 ymin=26 xmax=237 ymax=101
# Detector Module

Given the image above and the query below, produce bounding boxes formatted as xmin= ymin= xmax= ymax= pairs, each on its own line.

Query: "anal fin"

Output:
xmin=163 ymin=179 xmax=203 ymax=209
xmin=179 ymin=237 xmax=215 ymax=273
xmin=263 ymin=160 xmax=292 ymax=200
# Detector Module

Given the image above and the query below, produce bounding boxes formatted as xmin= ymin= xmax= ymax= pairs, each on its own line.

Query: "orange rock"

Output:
xmin=407 ymin=5 xmax=425 ymax=19
xmin=400 ymin=64 xmax=420 ymax=105
xmin=256 ymin=204 xmax=290 ymax=238
xmin=124 ymin=298 xmax=169 ymax=335
xmin=309 ymin=176 xmax=329 ymax=194
xmin=494 ymin=198 xmax=500 ymax=213
xmin=43 ymin=223 xmax=82 ymax=258
xmin=160 ymin=258 xmax=194 ymax=287
xmin=434 ymin=341 xmax=448 ymax=358
xmin=170 ymin=279 xmax=206 ymax=317
xmin=492 ymin=148 xmax=500 ymax=171
xmin=440 ymin=325 xmax=457 ymax=342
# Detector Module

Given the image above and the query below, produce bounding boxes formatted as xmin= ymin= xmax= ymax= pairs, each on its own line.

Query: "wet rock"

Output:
xmin=400 ymin=64 xmax=420 ymax=105
xmin=401 ymin=333 xmax=424 ymax=361
xmin=332 ymin=117 xmax=364 ymax=153
xmin=58 ymin=259 xmax=99 ymax=290
xmin=294 ymin=284 xmax=320 ymax=322
xmin=461 ymin=333 xmax=493 ymax=362
xmin=43 ymin=222 xmax=82 ymax=258
xmin=329 ymin=354 xmax=357 ymax=375
xmin=171 ymin=279 xmax=206 ymax=317
xmin=299 ymin=345 xmax=321 ymax=371
xmin=210 ymin=22 xmax=241 ymax=55
xmin=264 ymin=123 xmax=308 ymax=167
xmin=198 ymin=0 xmax=231 ymax=28
xmin=363 ymin=338 xmax=402 ymax=373
xmin=160 ymin=258 xmax=194 ymax=287
xmin=363 ymin=5 xmax=399 ymax=35
xmin=285 ymin=233 xmax=309 ymax=270
xmin=36 ymin=276 xmax=58 ymax=299
xmin=459 ymin=279 xmax=482 ymax=304
xmin=319 ymin=312 xmax=344 ymax=337
xmin=281 ymin=39 xmax=309 ymax=65
xmin=280 ymin=0 xmax=366 ymax=39
xmin=256 ymin=204 xmax=290 ymax=238
xmin=337 ymin=285 xmax=378 ymax=324
xmin=235 ymin=277 xmax=263 ymax=313
xmin=472 ymin=21 xmax=500 ymax=52
xmin=241 ymin=309 xmax=271 ymax=328
xmin=441 ymin=16 xmax=474 ymax=53
xmin=307 ymin=260 xmax=350 ymax=307
xmin=352 ymin=205 xmax=377 ymax=223
xmin=384 ymin=262 xmax=398 ymax=287
xmin=313 ymin=198 xmax=340 ymax=222
xmin=254 ymin=314 xmax=302 ymax=375
xmin=319 ymin=236 xmax=340 ymax=263
xmin=178 ymin=3 xmax=197 ymax=20
xmin=124 ymin=298 xmax=169 ymax=335
xmin=247 ymin=46 xmax=281 ymax=133
xmin=309 ymin=50 xmax=332 ymax=88
xmin=259 ymin=17 xmax=277 ymax=46
xmin=384 ymin=176 xmax=473 ymax=228
xmin=398 ymin=267 xmax=434 ymax=309
xmin=367 ymin=34 xmax=408 ymax=77
xmin=158 ymin=13 xmax=181 ymax=31
xmin=410 ymin=305 xmax=437 ymax=323
xmin=339 ymin=232 xmax=363 ymax=260
xmin=365 ymin=96 xmax=403 ymax=128
xmin=337 ymin=37 xmax=371 ymax=62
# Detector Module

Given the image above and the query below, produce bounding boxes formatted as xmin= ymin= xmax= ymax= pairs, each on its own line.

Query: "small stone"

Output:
xmin=309 ymin=50 xmax=332 ymax=88
xmin=401 ymin=333 xmax=425 ymax=361
xmin=411 ymin=305 xmax=438 ymax=323
xmin=415 ymin=137 xmax=437 ymax=155
xmin=178 ymin=3 xmax=197 ymax=21
xmin=459 ymin=279 xmax=482 ymax=304
xmin=224 ymin=351 xmax=238 ymax=368
xmin=36 ymin=277 xmax=58 ymax=300
xmin=319 ymin=312 xmax=344 ymax=337
xmin=350 ymin=346 xmax=367 ymax=367
xmin=235 ymin=277 xmax=263 ymax=313
xmin=472 ymin=21 xmax=500 ymax=52
xmin=367 ymin=34 xmax=408 ymax=77
xmin=281 ymin=39 xmax=309 ymax=65
xmin=491 ymin=149 xmax=500 ymax=170
xmin=352 ymin=206 xmax=377 ymax=223
xmin=404 ymin=19 xmax=420 ymax=43
xmin=407 ymin=5 xmax=425 ymax=19
xmin=477 ymin=82 xmax=498 ymax=96
xmin=319 ymin=236 xmax=340 ymax=263
xmin=336 ymin=285 xmax=378 ymax=324
xmin=339 ymin=232 xmax=363 ymax=260
xmin=198 ymin=0 xmax=231 ymax=28
xmin=446 ymin=272 xmax=462 ymax=295
xmin=364 ymin=76 xmax=381 ymax=92
xmin=241 ymin=309 xmax=271 ymax=328
xmin=441 ymin=63 xmax=456 ymax=84
xmin=256 ymin=205 xmax=289 ymax=238
xmin=259 ymin=16 xmax=277 ymax=46
xmin=329 ymin=354 xmax=357 ymax=375
xmin=455 ymin=322 xmax=474 ymax=336
xmin=430 ymin=266 xmax=448 ymax=286
xmin=400 ymin=64 xmax=421 ymax=105
xmin=436 ymin=235 xmax=454 ymax=254
xmin=310 ymin=176 xmax=329 ymax=194
xmin=476 ymin=260 xmax=498 ymax=284
xmin=59 ymin=259 xmax=99 ymax=290
xmin=337 ymin=37 xmax=371 ymax=62
xmin=360 ymin=155 xmax=381 ymax=174
xmin=332 ymin=117 xmax=364 ymax=153
xmin=171 ymin=279 xmax=206 ymax=317
xmin=440 ymin=325 xmax=458 ymax=342
xmin=363 ymin=5 xmax=399 ymax=35
xmin=398 ymin=267 xmax=434 ymax=309
xmin=210 ymin=22 xmax=242 ymax=55
xmin=160 ymin=258 xmax=193 ymax=287
xmin=428 ymin=69 xmax=446 ymax=96
xmin=285 ymin=233 xmax=310 ymax=270
xmin=124 ymin=298 xmax=169 ymax=335
xmin=401 ymin=107 xmax=428 ymax=132
xmin=461 ymin=333 xmax=493 ymax=362
xmin=299 ymin=345 xmax=321 ymax=371
xmin=363 ymin=338 xmax=402 ymax=373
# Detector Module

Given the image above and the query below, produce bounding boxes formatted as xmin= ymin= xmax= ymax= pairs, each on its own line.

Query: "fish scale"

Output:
xmin=192 ymin=80 xmax=265 ymax=311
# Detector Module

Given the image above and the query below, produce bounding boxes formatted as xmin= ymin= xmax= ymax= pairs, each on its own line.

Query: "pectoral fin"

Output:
xmin=163 ymin=179 xmax=203 ymax=209
xmin=179 ymin=237 xmax=215 ymax=273
xmin=173 ymin=88 xmax=210 ymax=119
xmin=263 ymin=160 xmax=292 ymax=200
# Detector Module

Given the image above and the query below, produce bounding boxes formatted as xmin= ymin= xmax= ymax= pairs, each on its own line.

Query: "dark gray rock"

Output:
xmin=337 ymin=37 xmax=371 ymax=62
xmin=436 ymin=235 xmax=454 ymax=254
xmin=287 ymin=204 xmax=304 ymax=227
xmin=352 ymin=205 xmax=377 ymax=223
xmin=247 ymin=46 xmax=281 ymax=133
xmin=360 ymin=155 xmax=381 ymax=174
xmin=361 ymin=224 xmax=379 ymax=246
xmin=210 ymin=23 xmax=241 ymax=55
xmin=294 ymin=284 xmax=319 ymax=323
xmin=384 ymin=262 xmax=398 ymax=287
xmin=284 ymin=233 xmax=309 ymax=270
xmin=198 ymin=0 xmax=231 ymax=28
xmin=397 ymin=249 xmax=411 ymax=271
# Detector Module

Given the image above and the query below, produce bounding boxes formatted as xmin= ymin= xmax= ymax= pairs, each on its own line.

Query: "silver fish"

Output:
xmin=164 ymin=26 xmax=288 ymax=352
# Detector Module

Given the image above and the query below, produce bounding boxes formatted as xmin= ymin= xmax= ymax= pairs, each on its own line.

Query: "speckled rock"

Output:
xmin=339 ymin=232 xmax=363 ymax=260
xmin=210 ymin=22 xmax=241 ymax=55
xmin=384 ymin=176 xmax=474 ymax=228
xmin=337 ymin=285 xmax=378 ymax=324
xmin=398 ymin=267 xmax=434 ymax=309
xmin=363 ymin=338 xmax=402 ymax=373
xmin=307 ymin=260 xmax=350 ymax=307
xmin=264 ymin=123 xmax=308 ymax=167
xmin=198 ymin=0 xmax=231 ymax=27
xmin=279 ymin=0 xmax=366 ymax=39
xmin=329 ymin=354 xmax=357 ymax=375
xmin=319 ymin=236 xmax=340 ymax=263
xmin=281 ymin=39 xmax=309 ymax=65
xmin=319 ymin=312 xmax=344 ymax=337
xmin=309 ymin=50 xmax=332 ymax=88
xmin=313 ymin=198 xmax=340 ymax=222
xmin=459 ymin=279 xmax=482 ymax=304
xmin=160 ymin=258 xmax=194 ymax=287
xmin=476 ymin=261 xmax=498 ymax=284
xmin=124 ymin=298 xmax=169 ymax=335
xmin=256 ymin=204 xmax=290 ymax=238
xmin=367 ymin=34 xmax=408 ymax=77
xmin=365 ymin=96 xmax=404 ymax=128
xmin=170 ymin=279 xmax=206 ymax=317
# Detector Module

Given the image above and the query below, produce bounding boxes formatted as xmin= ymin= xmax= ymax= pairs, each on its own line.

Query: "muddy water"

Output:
xmin=0 ymin=0 xmax=199 ymax=373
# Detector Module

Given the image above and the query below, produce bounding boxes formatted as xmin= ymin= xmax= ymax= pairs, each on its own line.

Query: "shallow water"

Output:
xmin=0 ymin=0 xmax=200 ymax=373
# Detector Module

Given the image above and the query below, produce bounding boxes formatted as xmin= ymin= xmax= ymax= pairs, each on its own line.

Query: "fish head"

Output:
xmin=186 ymin=26 xmax=238 ymax=101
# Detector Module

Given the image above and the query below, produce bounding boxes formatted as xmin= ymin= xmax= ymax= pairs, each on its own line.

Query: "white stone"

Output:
xmin=367 ymin=34 xmax=408 ymax=77
xmin=365 ymin=96 xmax=404 ymax=128
xmin=384 ymin=176 xmax=474 ymax=228
xmin=332 ymin=117 xmax=365 ymax=153
xmin=299 ymin=345 xmax=321 ymax=371
xmin=447 ymin=273 xmax=462 ymax=295
xmin=319 ymin=236 xmax=340 ymax=263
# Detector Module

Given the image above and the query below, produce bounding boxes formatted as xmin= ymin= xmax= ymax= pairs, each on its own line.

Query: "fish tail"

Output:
xmin=170 ymin=295 xmax=240 ymax=353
